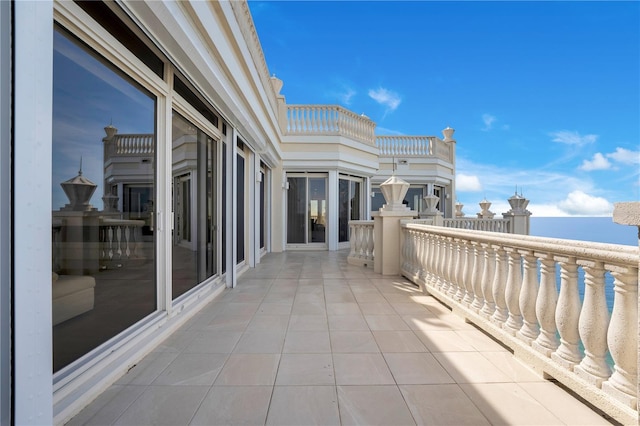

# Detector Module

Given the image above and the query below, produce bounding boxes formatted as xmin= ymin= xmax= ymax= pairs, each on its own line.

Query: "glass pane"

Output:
xmin=52 ymin=28 xmax=156 ymax=372
xmin=287 ymin=177 xmax=306 ymax=244
xmin=222 ymin=143 xmax=227 ymax=273
xmin=350 ymin=181 xmax=360 ymax=220
xmin=338 ymin=179 xmax=349 ymax=243
xmin=405 ymin=187 xmax=424 ymax=212
xmin=171 ymin=112 xmax=217 ymax=299
xmin=309 ymin=178 xmax=326 ymax=243
xmin=236 ymin=153 xmax=245 ymax=263
xmin=370 ymin=188 xmax=385 ymax=217
xmin=260 ymin=171 xmax=265 ymax=249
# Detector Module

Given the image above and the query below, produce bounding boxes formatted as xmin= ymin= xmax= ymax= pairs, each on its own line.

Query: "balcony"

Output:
xmin=68 ymin=250 xmax=613 ymax=425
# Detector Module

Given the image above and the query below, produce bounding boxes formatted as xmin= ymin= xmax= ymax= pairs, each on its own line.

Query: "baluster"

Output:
xmin=574 ymin=261 xmax=611 ymax=386
xmin=551 ymin=257 xmax=582 ymax=369
xmin=107 ymin=225 xmax=114 ymax=262
xmin=462 ymin=241 xmax=475 ymax=306
xmin=517 ymin=251 xmax=540 ymax=343
xmin=349 ymin=224 xmax=356 ymax=259
xmin=503 ymin=248 xmax=523 ymax=335
xmin=491 ymin=247 xmax=509 ymax=325
xmin=453 ymin=240 xmax=466 ymax=301
xmin=424 ymin=233 xmax=435 ymax=286
xmin=480 ymin=243 xmax=496 ymax=318
xmin=321 ymin=107 xmax=328 ymax=132
xmin=405 ymin=229 xmax=413 ymax=274
xmin=114 ymin=225 xmax=122 ymax=260
xmin=416 ymin=231 xmax=427 ymax=282
xmin=124 ymin=224 xmax=131 ymax=258
xmin=367 ymin=225 xmax=374 ymax=262
xmin=533 ymin=257 xmax=559 ymax=356
xmin=442 ymin=237 xmax=454 ymax=294
xmin=602 ymin=266 xmax=638 ymax=407
xmin=448 ymin=238 xmax=462 ymax=298
xmin=470 ymin=242 xmax=485 ymax=311
xmin=438 ymin=235 xmax=448 ymax=290
xmin=417 ymin=231 xmax=426 ymax=280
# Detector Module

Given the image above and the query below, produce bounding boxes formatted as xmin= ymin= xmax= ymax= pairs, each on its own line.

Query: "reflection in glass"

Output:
xmin=287 ymin=177 xmax=306 ymax=244
xmin=339 ymin=178 xmax=361 ymax=242
xmin=236 ymin=153 xmax=245 ymax=263
xmin=308 ymin=178 xmax=326 ymax=243
xmin=338 ymin=179 xmax=349 ymax=242
xmin=171 ymin=112 xmax=217 ymax=299
xmin=52 ymin=27 xmax=156 ymax=372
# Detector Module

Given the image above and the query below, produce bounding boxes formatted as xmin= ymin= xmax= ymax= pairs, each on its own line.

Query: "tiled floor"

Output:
xmin=67 ymin=251 xmax=613 ymax=425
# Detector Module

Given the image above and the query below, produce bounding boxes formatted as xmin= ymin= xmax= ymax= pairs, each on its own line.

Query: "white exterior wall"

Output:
xmin=0 ymin=1 xmax=11 ymax=423
xmin=13 ymin=2 xmax=55 ymax=424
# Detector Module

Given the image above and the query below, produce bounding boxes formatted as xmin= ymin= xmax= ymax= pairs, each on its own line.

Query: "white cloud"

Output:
xmin=481 ymin=114 xmax=496 ymax=131
xmin=580 ymin=153 xmax=611 ymax=171
xmin=339 ymin=87 xmax=356 ymax=106
xmin=368 ymin=87 xmax=401 ymax=112
xmin=456 ymin=174 xmax=482 ymax=192
xmin=607 ymin=147 xmax=640 ymax=165
xmin=557 ymin=190 xmax=613 ymax=216
xmin=550 ymin=130 xmax=598 ymax=146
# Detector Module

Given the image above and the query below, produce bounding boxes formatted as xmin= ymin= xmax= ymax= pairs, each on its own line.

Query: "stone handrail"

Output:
xmin=286 ymin=105 xmax=376 ymax=145
xmin=111 ymin=134 xmax=154 ymax=155
xmin=399 ymin=223 xmax=639 ymax=425
xmin=99 ymin=218 xmax=146 ymax=268
xmin=347 ymin=220 xmax=374 ymax=267
xmin=376 ymin=135 xmax=432 ymax=157
xmin=376 ymin=135 xmax=452 ymax=162
xmin=443 ymin=218 xmax=512 ymax=233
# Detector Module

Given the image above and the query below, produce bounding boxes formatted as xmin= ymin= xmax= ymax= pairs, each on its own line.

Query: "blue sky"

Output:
xmin=249 ymin=1 xmax=639 ymax=217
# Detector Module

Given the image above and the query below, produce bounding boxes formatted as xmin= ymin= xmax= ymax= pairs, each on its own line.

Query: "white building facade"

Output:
xmin=0 ymin=1 xmax=455 ymax=423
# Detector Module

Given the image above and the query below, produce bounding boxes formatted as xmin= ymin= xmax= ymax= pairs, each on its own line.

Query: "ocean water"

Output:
xmin=530 ymin=216 xmax=637 ymax=247
xmin=529 ymin=217 xmax=638 ymax=314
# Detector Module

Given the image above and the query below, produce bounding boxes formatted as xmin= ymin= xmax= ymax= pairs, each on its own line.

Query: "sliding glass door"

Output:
xmin=339 ymin=176 xmax=362 ymax=243
xmin=287 ymin=174 xmax=327 ymax=247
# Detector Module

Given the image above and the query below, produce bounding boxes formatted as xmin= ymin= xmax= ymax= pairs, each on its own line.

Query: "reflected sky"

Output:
xmin=52 ymin=29 xmax=155 ymax=210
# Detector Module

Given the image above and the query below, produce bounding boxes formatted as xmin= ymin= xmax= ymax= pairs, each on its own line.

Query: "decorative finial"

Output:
xmin=79 ymin=156 xmax=83 ymax=176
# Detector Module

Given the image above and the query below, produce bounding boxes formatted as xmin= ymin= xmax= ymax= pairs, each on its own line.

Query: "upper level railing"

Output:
xmin=285 ymin=105 xmax=376 ymax=145
xmin=376 ymin=135 xmax=453 ymax=162
xmin=111 ymin=134 xmax=154 ymax=156
xmin=399 ymin=223 xmax=639 ymax=425
xmin=443 ymin=218 xmax=511 ymax=233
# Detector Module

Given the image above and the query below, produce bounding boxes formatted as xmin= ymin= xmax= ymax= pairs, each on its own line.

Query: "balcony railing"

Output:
xmin=443 ymin=217 xmax=512 ymax=233
xmin=399 ymin=223 xmax=639 ymax=425
xmin=52 ymin=217 xmax=146 ymax=273
xmin=348 ymin=220 xmax=374 ymax=267
xmin=104 ymin=134 xmax=155 ymax=157
xmin=376 ymin=135 xmax=453 ymax=162
xmin=285 ymin=105 xmax=376 ymax=145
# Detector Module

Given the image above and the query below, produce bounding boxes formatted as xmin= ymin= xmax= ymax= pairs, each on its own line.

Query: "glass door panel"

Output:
xmin=308 ymin=178 xmax=326 ymax=243
xmin=287 ymin=177 xmax=306 ymax=244
xmin=52 ymin=27 xmax=156 ymax=372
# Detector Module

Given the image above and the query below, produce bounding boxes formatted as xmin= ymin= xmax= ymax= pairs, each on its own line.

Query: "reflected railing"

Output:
xmin=399 ymin=222 xmax=639 ymax=425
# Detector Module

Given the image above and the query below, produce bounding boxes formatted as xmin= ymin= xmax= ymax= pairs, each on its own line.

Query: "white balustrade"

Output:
xmin=398 ymin=223 xmax=639 ymax=424
xmin=99 ymin=218 xmax=146 ymax=268
xmin=286 ymin=105 xmax=376 ymax=145
xmin=347 ymin=220 xmax=374 ymax=267
xmin=376 ymin=135 xmax=432 ymax=157
xmin=113 ymin=134 xmax=155 ymax=155
xmin=442 ymin=218 xmax=512 ymax=233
